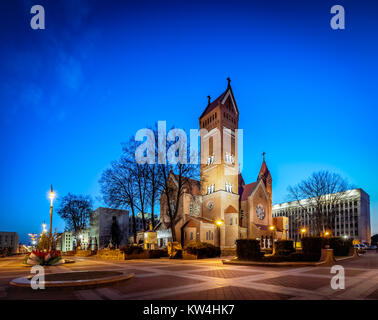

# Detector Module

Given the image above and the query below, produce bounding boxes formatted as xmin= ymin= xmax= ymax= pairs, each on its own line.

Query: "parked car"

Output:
xmin=368 ymin=245 xmax=377 ymax=250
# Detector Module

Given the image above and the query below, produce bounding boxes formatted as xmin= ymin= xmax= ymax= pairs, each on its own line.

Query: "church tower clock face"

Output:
xmin=256 ymin=204 xmax=265 ymax=220
xmin=207 ymin=201 xmax=214 ymax=210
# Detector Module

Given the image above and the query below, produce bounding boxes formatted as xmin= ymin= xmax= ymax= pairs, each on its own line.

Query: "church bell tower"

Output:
xmin=199 ymin=78 xmax=240 ymax=248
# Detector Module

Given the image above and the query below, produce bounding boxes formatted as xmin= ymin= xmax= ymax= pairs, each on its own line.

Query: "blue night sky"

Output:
xmin=0 ymin=0 xmax=377 ymax=243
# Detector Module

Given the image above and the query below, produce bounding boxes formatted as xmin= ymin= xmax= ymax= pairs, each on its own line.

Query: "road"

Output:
xmin=0 ymin=252 xmax=377 ymax=300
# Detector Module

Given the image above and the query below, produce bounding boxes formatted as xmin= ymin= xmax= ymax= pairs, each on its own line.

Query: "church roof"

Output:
xmin=199 ymin=79 xmax=239 ymax=119
xmin=239 ymin=182 xmax=258 ymax=201
xmin=257 ymin=159 xmax=271 ymax=181
xmin=200 ymin=88 xmax=228 ymax=118
xmin=172 ymin=174 xmax=201 ymax=195
xmin=225 ymin=205 xmax=238 ymax=213
xmin=238 ymin=173 xmax=245 ymax=186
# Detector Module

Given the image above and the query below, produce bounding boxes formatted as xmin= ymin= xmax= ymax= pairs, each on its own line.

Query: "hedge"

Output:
xmin=301 ymin=237 xmax=323 ymax=261
xmin=275 ymin=240 xmax=295 ymax=256
xmin=325 ymin=237 xmax=353 ymax=256
xmin=236 ymin=239 xmax=264 ymax=260
xmin=148 ymin=249 xmax=169 ymax=259
xmin=184 ymin=242 xmax=220 ymax=258
xmin=120 ymin=245 xmax=144 ymax=255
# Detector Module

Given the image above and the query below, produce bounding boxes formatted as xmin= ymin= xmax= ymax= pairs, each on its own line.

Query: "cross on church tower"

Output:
xmin=227 ymin=77 xmax=231 ymax=87
xmin=262 ymin=152 xmax=266 ymax=160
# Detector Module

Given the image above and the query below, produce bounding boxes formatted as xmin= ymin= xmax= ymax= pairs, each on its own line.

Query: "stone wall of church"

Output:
xmin=225 ymin=212 xmax=239 ymax=247
xmin=248 ymin=183 xmax=272 ymax=238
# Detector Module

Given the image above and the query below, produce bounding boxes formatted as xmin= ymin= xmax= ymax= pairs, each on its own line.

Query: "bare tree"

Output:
xmin=122 ymin=138 xmax=149 ymax=231
xmin=99 ymin=158 xmax=138 ymax=243
xmin=57 ymin=193 xmax=93 ymax=245
xmin=287 ymin=171 xmax=351 ymax=236
xmin=157 ymin=127 xmax=200 ymax=242
xmin=145 ymin=123 xmax=164 ymax=228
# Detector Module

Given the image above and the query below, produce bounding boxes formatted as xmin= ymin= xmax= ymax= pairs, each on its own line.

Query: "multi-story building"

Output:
xmin=60 ymin=229 xmax=91 ymax=252
xmin=273 ymin=188 xmax=371 ymax=245
xmin=0 ymin=232 xmax=19 ymax=254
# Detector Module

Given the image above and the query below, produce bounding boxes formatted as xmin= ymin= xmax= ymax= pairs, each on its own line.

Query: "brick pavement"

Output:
xmin=0 ymin=251 xmax=377 ymax=300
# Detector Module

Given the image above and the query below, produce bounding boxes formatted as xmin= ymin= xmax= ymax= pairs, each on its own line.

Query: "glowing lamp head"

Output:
xmin=301 ymin=228 xmax=307 ymax=234
xmin=216 ymin=220 xmax=223 ymax=226
xmin=269 ymin=225 xmax=275 ymax=231
xmin=324 ymin=231 xmax=330 ymax=236
xmin=49 ymin=185 xmax=55 ymax=200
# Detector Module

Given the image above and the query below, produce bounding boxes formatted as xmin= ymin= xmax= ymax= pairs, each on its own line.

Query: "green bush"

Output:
xmin=148 ymin=249 xmax=168 ymax=259
xmin=184 ymin=242 xmax=220 ymax=258
xmin=120 ymin=245 xmax=144 ymax=255
xmin=275 ymin=240 xmax=295 ymax=256
xmin=301 ymin=237 xmax=323 ymax=260
xmin=325 ymin=237 xmax=353 ymax=256
xmin=236 ymin=239 xmax=264 ymax=260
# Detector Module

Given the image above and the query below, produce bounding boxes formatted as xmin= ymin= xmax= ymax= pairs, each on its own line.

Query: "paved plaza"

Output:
xmin=0 ymin=252 xmax=377 ymax=300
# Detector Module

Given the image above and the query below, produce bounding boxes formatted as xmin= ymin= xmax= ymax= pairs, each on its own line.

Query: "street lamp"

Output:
xmin=300 ymin=227 xmax=307 ymax=239
xmin=48 ymin=185 xmax=56 ymax=247
xmin=269 ymin=225 xmax=276 ymax=249
xmin=215 ymin=219 xmax=224 ymax=248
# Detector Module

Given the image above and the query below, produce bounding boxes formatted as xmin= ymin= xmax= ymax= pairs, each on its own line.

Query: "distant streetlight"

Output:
xmin=324 ymin=231 xmax=330 ymax=237
xmin=48 ymin=185 xmax=56 ymax=245
xmin=42 ymin=221 xmax=47 ymax=233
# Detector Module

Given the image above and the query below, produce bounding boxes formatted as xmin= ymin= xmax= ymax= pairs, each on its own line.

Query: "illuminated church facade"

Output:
xmin=157 ymin=79 xmax=289 ymax=251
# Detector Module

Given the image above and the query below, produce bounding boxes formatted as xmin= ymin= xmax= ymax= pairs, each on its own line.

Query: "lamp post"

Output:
xmin=300 ymin=227 xmax=307 ymax=239
xmin=215 ymin=219 xmax=224 ymax=249
xmin=269 ymin=225 xmax=275 ymax=249
xmin=48 ymin=185 xmax=56 ymax=243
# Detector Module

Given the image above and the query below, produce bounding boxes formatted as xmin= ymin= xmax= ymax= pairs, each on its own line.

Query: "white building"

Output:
xmin=273 ymin=188 xmax=371 ymax=245
xmin=60 ymin=230 xmax=91 ymax=252
xmin=0 ymin=232 xmax=19 ymax=254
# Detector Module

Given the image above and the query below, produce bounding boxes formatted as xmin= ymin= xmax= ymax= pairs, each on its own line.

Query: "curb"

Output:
xmin=222 ymin=255 xmax=357 ymax=267
xmin=10 ymin=271 xmax=134 ymax=288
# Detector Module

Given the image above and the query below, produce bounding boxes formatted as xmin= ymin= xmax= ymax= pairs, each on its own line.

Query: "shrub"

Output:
xmin=236 ymin=239 xmax=264 ymax=260
xmin=184 ymin=242 xmax=220 ymax=258
xmin=301 ymin=237 xmax=323 ymax=260
xmin=275 ymin=240 xmax=295 ymax=256
xmin=120 ymin=245 xmax=144 ymax=255
xmin=325 ymin=237 xmax=353 ymax=256
xmin=148 ymin=249 xmax=168 ymax=259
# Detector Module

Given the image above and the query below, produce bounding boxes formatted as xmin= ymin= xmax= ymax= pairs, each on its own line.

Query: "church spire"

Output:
xmin=227 ymin=77 xmax=231 ymax=88
xmin=257 ymin=153 xmax=272 ymax=199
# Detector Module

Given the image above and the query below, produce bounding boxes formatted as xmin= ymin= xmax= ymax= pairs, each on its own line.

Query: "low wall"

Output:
xmin=221 ymin=248 xmax=236 ymax=257
xmin=75 ymin=250 xmax=93 ymax=257
xmin=125 ymin=251 xmax=149 ymax=260
xmin=96 ymin=249 xmax=125 ymax=261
